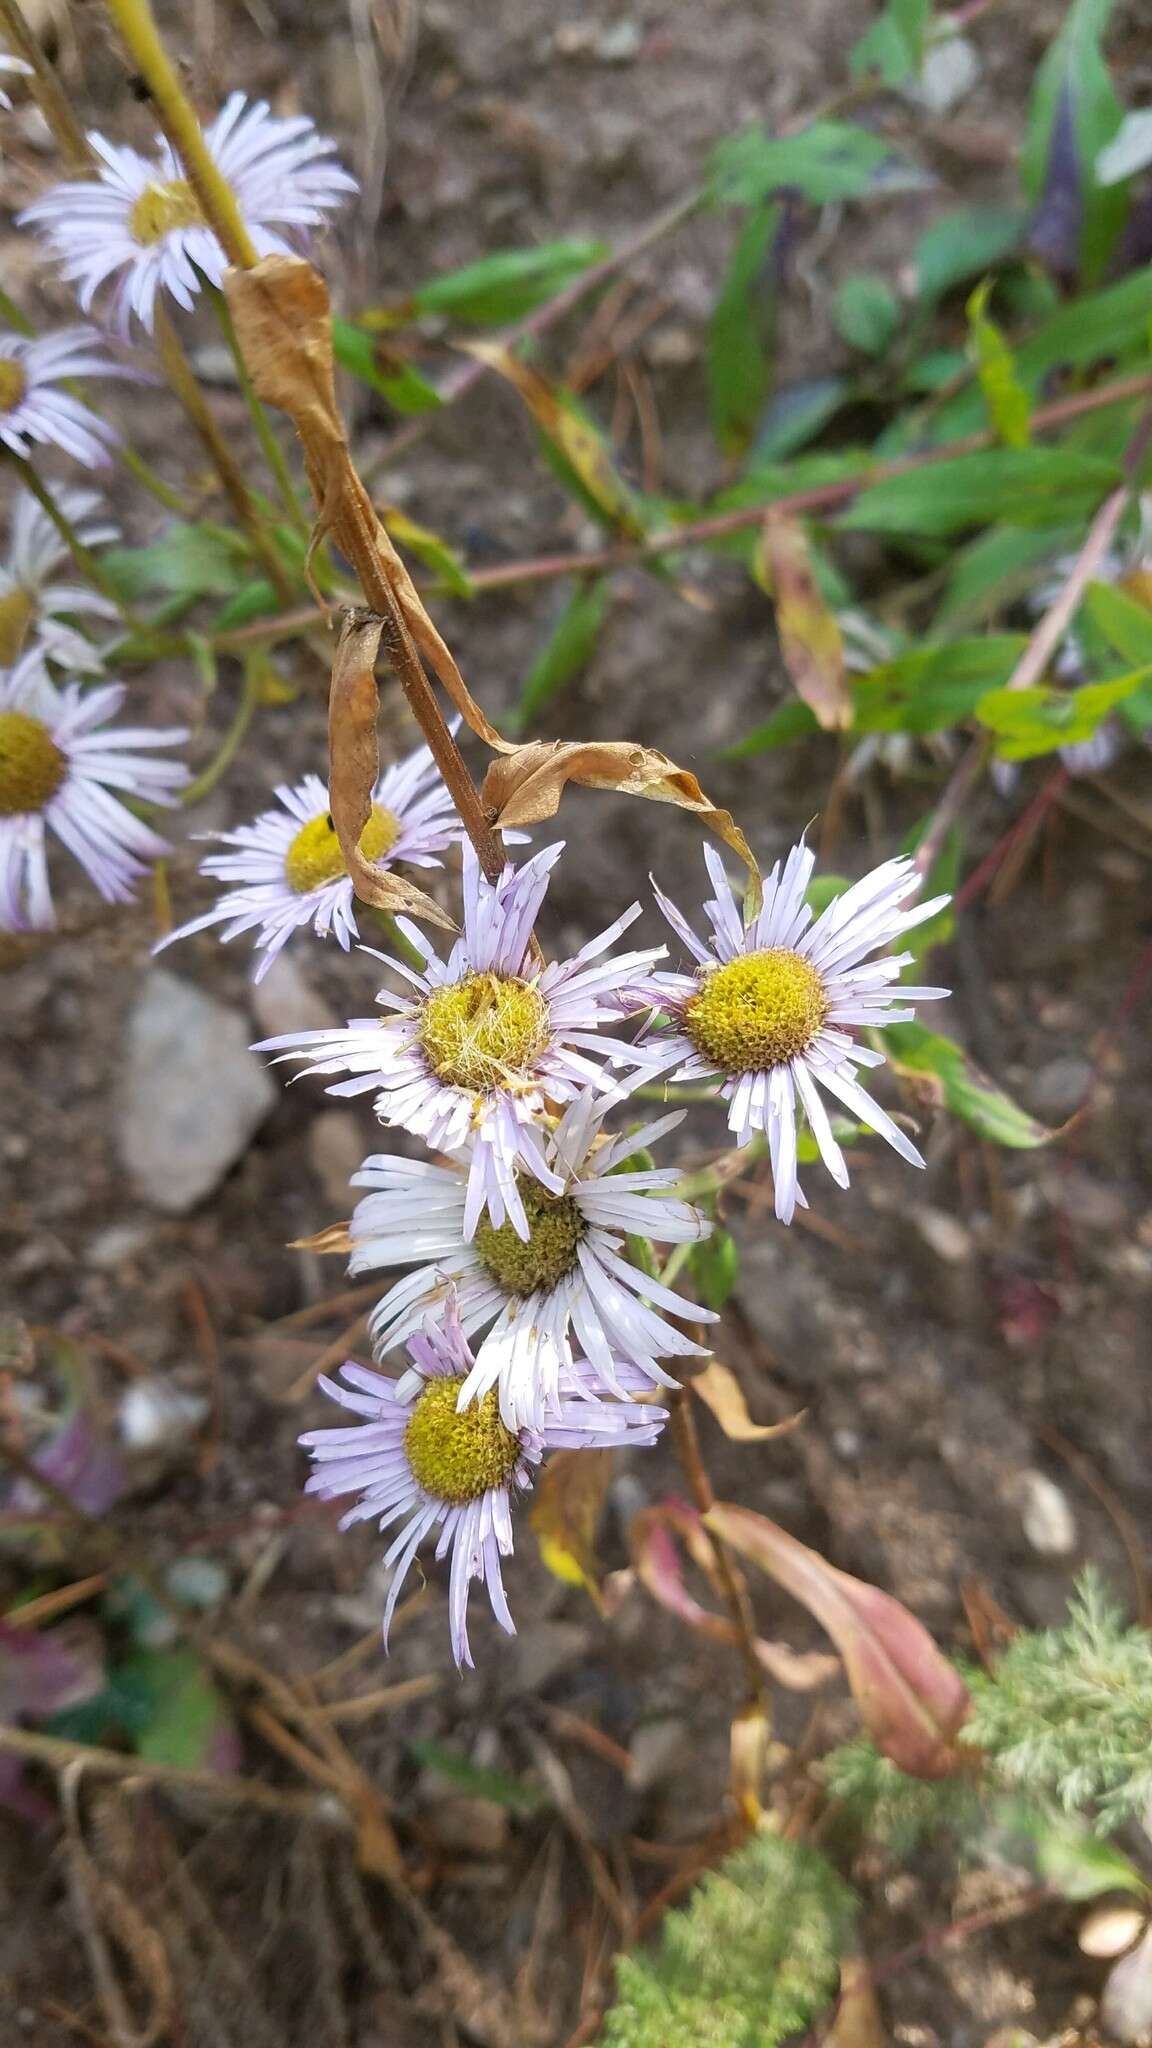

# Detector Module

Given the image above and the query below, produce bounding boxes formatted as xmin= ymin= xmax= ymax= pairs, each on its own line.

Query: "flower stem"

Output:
xmin=102 ymin=0 xmax=259 ymax=268
xmin=208 ymin=285 xmax=309 ymax=535
xmin=0 ymin=287 xmax=33 ymax=337
xmin=9 ymin=457 xmax=144 ymax=630
xmin=0 ymin=0 xmax=89 ymax=169
xmin=179 ymin=654 xmax=263 ymax=805
xmin=668 ymin=1386 xmax=769 ymax=1715
xmin=118 ymin=444 xmax=193 ymax=517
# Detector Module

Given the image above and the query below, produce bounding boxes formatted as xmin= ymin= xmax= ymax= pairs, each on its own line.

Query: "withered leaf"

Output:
xmin=329 ymin=612 xmax=456 ymax=928
xmin=481 ymin=739 xmax=763 ymax=916
xmin=690 ymin=1359 xmax=806 ymax=1443
xmin=757 ymin=510 xmax=851 ymax=731
xmin=529 ymin=1447 xmax=613 ymax=1605
xmin=461 ymin=342 xmax=645 ymax=537
xmin=287 ymin=1222 xmax=354 ymax=1256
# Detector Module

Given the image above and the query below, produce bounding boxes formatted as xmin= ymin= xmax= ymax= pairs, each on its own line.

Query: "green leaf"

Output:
xmin=834 ymin=275 xmax=900 ymax=356
xmin=511 ymin=577 xmax=609 ymax=732
xmin=852 ymin=636 xmax=1028 ymax=733
xmin=805 ymin=874 xmax=852 ymax=915
xmin=384 ymin=506 xmax=473 ymax=598
xmin=841 ymin=450 xmax=1121 ymax=538
xmin=1083 ymin=580 xmax=1152 ymax=666
xmin=332 ymin=318 xmax=442 ymax=412
xmin=1027 ymin=1816 xmax=1149 ymax=1902
xmin=212 ymin=578 xmax=279 ymax=631
xmin=721 ymin=698 xmax=820 ymax=758
xmin=708 ymin=203 xmax=780 ymax=456
xmin=1022 ymin=0 xmax=1125 ymax=282
xmin=935 ymin=525 xmax=1081 ymax=634
xmin=690 ymin=1229 xmax=739 ymax=1313
xmin=850 ymin=0 xmax=931 ymax=85
xmin=103 ymin=523 xmax=250 ymax=601
xmin=966 ymin=281 xmax=1031 ymax=448
xmin=752 ymin=376 xmax=851 ymax=460
xmin=885 ymin=1021 xmax=1058 ymax=1147
xmin=407 ymin=239 xmax=608 ymax=325
xmin=914 ymin=205 xmax=1025 ymax=304
xmin=977 ymin=670 xmax=1152 ymax=759
xmin=408 ymin=1739 xmax=543 ymax=1812
xmin=117 ymin=1647 xmax=239 ymax=1771
xmin=708 ymin=121 xmax=895 ymax=208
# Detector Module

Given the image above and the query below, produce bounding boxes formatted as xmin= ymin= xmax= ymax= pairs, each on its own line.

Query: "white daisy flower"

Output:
xmin=348 ymin=1088 xmax=715 ymax=1432
xmin=0 ymin=486 xmax=119 ymax=673
xmin=302 ymin=1292 xmax=668 ymax=1668
xmin=0 ymin=328 xmax=137 ymax=470
xmin=20 ymin=93 xmax=357 ymax=336
xmin=155 ymin=744 xmax=464 ymax=984
xmin=0 ymin=53 xmax=31 ymax=108
xmin=631 ymin=841 xmax=950 ymax=1225
xmin=258 ymin=842 xmax=667 ymax=1241
xmin=0 ymin=647 xmax=190 ymax=930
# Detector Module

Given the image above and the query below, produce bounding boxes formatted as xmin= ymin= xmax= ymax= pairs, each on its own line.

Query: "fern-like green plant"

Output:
xmin=600 ymin=1831 xmax=854 ymax=2048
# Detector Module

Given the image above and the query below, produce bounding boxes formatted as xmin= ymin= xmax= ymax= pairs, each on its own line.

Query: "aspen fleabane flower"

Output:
xmin=302 ymin=1295 xmax=667 ymax=1668
xmin=632 ymin=842 xmax=949 ymax=1223
xmin=155 ymin=746 xmax=462 ymax=983
xmin=348 ymin=1089 xmax=715 ymax=1433
xmin=0 ymin=649 xmax=189 ymax=930
xmin=0 ymin=330 xmax=135 ymax=470
xmin=257 ymin=843 xmax=666 ymax=1241
xmin=0 ymin=487 xmax=119 ymax=671
xmin=20 ymin=94 xmax=356 ymax=335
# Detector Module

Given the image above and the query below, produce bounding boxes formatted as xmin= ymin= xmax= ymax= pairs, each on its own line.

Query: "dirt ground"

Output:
xmin=2 ymin=1 xmax=1152 ymax=2042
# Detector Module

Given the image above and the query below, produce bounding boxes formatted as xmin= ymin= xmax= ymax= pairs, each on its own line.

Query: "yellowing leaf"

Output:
xmin=460 ymin=343 xmax=645 ymax=537
xmin=529 ymin=1449 xmax=613 ymax=1603
xmin=691 ymin=1361 xmax=806 ymax=1443
xmin=757 ymin=511 xmax=850 ymax=729
xmin=967 ymin=280 xmax=1031 ymax=449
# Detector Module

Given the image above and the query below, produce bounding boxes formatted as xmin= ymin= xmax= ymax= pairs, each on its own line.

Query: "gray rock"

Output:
xmin=1015 ymin=1470 xmax=1078 ymax=1558
xmin=248 ymin=950 xmax=339 ymax=1041
xmin=118 ymin=969 xmax=277 ymax=1213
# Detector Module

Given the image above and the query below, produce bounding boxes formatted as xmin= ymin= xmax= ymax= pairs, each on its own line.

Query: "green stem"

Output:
xmin=0 ymin=288 xmax=33 ymax=336
xmin=208 ymin=286 xmax=309 ymax=535
xmin=118 ymin=444 xmax=193 ymax=517
xmin=364 ymin=907 xmax=427 ymax=972
xmin=180 ymin=656 xmax=262 ymax=804
xmin=9 ymin=458 xmax=145 ymax=631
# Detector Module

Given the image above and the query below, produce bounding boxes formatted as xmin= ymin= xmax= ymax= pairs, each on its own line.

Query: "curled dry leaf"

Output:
xmin=690 ymin=1359 xmax=806 ymax=1442
xmin=706 ymin=1500 xmax=971 ymax=1777
xmin=481 ymin=740 xmax=763 ymax=916
xmin=757 ymin=510 xmax=851 ymax=731
xmin=287 ymin=1221 xmax=354 ymax=1256
xmin=328 ymin=613 xmax=455 ymax=928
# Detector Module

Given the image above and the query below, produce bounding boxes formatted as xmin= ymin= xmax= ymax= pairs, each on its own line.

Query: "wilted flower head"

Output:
xmin=0 ymin=486 xmax=119 ymax=671
xmin=258 ymin=842 xmax=666 ymax=1241
xmin=302 ymin=1295 xmax=667 ymax=1668
xmin=350 ymin=1088 xmax=715 ymax=1432
xmin=21 ymin=93 xmax=357 ymax=334
xmin=0 ymin=329 xmax=136 ymax=470
xmin=156 ymin=744 xmax=462 ymax=983
xmin=0 ymin=648 xmax=189 ymax=930
xmin=631 ymin=842 xmax=948 ymax=1223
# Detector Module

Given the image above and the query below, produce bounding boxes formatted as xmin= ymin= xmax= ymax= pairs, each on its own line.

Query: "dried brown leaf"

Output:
xmin=729 ymin=1701 xmax=770 ymax=1825
xmin=328 ymin=612 xmax=455 ymax=927
xmin=691 ymin=1360 xmax=806 ymax=1442
xmin=287 ymin=1222 xmax=354 ymax=1256
xmin=757 ymin=511 xmax=851 ymax=730
xmin=824 ymin=1956 xmax=887 ymax=2048
xmin=482 ymin=739 xmax=763 ymax=914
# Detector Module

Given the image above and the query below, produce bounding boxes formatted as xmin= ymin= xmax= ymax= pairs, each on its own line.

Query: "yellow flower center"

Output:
xmin=684 ymin=948 xmax=829 ymax=1074
xmin=0 ymin=359 xmax=27 ymax=415
xmin=128 ymin=178 xmax=206 ymax=246
xmin=419 ymin=971 xmax=550 ymax=1094
xmin=283 ymin=805 xmax=400 ymax=895
xmin=0 ymin=709 xmax=66 ymax=816
xmin=404 ymin=1375 xmax=520 ymax=1505
xmin=0 ymin=588 xmax=35 ymax=666
xmin=474 ymin=1179 xmax=586 ymax=1297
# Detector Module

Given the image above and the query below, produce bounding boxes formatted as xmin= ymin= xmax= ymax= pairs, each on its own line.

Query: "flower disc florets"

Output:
xmin=419 ymin=971 xmax=551 ymax=1093
xmin=284 ymin=804 xmax=400 ymax=896
xmin=0 ymin=709 xmax=66 ymax=815
xmin=685 ymin=949 xmax=829 ymax=1075
xmin=0 ymin=360 xmax=27 ymax=414
xmin=404 ymin=1375 xmax=520 ymax=1505
xmin=129 ymin=179 xmax=204 ymax=244
xmin=474 ymin=1180 xmax=586 ymax=1297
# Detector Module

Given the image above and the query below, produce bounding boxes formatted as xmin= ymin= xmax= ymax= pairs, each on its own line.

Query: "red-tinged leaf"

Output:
xmin=757 ymin=511 xmax=851 ymax=729
xmin=706 ymin=1501 xmax=971 ymax=1777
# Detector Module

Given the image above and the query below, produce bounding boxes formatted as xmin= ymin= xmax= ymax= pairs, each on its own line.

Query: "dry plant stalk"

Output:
xmin=224 ymin=255 xmax=764 ymax=915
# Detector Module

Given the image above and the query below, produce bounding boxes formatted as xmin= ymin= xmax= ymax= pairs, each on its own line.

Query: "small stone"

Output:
xmin=308 ymin=1112 xmax=367 ymax=1209
xmin=248 ymin=950 xmax=338 ymax=1042
xmin=1015 ymin=1471 xmax=1077 ymax=1557
xmin=118 ymin=969 xmax=277 ymax=1213
xmin=166 ymin=1555 xmax=231 ymax=1609
xmin=899 ymin=32 xmax=981 ymax=115
xmin=420 ymin=1792 xmax=509 ymax=1856
xmin=120 ymin=1377 xmax=210 ymax=1454
xmin=505 ymin=1621 xmax=592 ymax=1696
xmin=1029 ymin=1055 xmax=1093 ymax=1122
xmin=912 ymin=1207 xmax=974 ymax=1264
xmin=188 ymin=342 xmax=240 ymax=386
xmin=627 ymin=1717 xmax=688 ymax=1793
xmin=85 ymin=1221 xmax=154 ymax=1270
xmin=596 ymin=19 xmax=643 ymax=61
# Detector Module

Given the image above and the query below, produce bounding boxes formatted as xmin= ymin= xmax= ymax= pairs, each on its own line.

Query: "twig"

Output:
xmin=0 ymin=0 xmax=89 ymax=168
xmin=668 ymin=1390 xmax=768 ymax=1715
xmin=912 ymin=737 xmax=989 ymax=881
xmin=0 ymin=1723 xmax=347 ymax=1823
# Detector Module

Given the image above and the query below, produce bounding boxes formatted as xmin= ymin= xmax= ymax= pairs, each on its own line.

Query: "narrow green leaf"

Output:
xmin=1027 ymin=1816 xmax=1149 ymax=1901
xmin=841 ymin=450 xmax=1121 ymax=538
xmin=213 ymin=578 xmax=279 ymax=630
xmin=690 ymin=1229 xmax=739 ymax=1313
xmin=408 ymin=239 xmax=608 ymax=325
xmin=914 ymin=206 xmax=1025 ymax=304
xmin=1083 ymin=581 xmax=1152 ymax=666
xmin=752 ymin=376 xmax=851 ymax=460
xmin=103 ymin=523 xmax=250 ymax=601
xmin=708 ymin=203 xmax=780 ymax=456
xmin=384 ymin=507 xmax=473 ymax=598
xmin=966 ymin=281 xmax=1031 ymax=448
xmin=1021 ymin=0 xmax=1125 ymax=282
xmin=834 ymin=275 xmax=900 ymax=355
xmin=708 ymin=122 xmax=895 ymax=208
xmin=977 ymin=669 xmax=1152 ymax=759
xmin=511 ymin=577 xmax=609 ymax=732
xmin=850 ymin=0 xmax=932 ymax=85
xmin=852 ymin=636 xmax=1028 ymax=733
xmin=721 ymin=699 xmax=820 ymax=757
xmin=118 ymin=1647 xmax=239 ymax=1772
xmin=885 ymin=1021 xmax=1058 ymax=1147
xmin=408 ymin=1739 xmax=543 ymax=1811
xmin=332 ymin=319 xmax=442 ymax=412
xmin=935 ymin=525 xmax=1081 ymax=634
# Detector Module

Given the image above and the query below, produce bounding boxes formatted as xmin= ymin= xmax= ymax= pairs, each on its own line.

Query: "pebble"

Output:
xmin=85 ymin=1221 xmax=154 ymax=1271
xmin=117 ymin=969 xmax=277 ymax=1213
xmin=899 ymin=32 xmax=982 ymax=115
xmin=1015 ymin=1470 xmax=1078 ymax=1557
xmin=120 ymin=1377 xmax=210 ymax=1454
xmin=1029 ymin=1054 xmax=1093 ymax=1122
xmin=1102 ymin=1924 xmax=1152 ymax=2043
